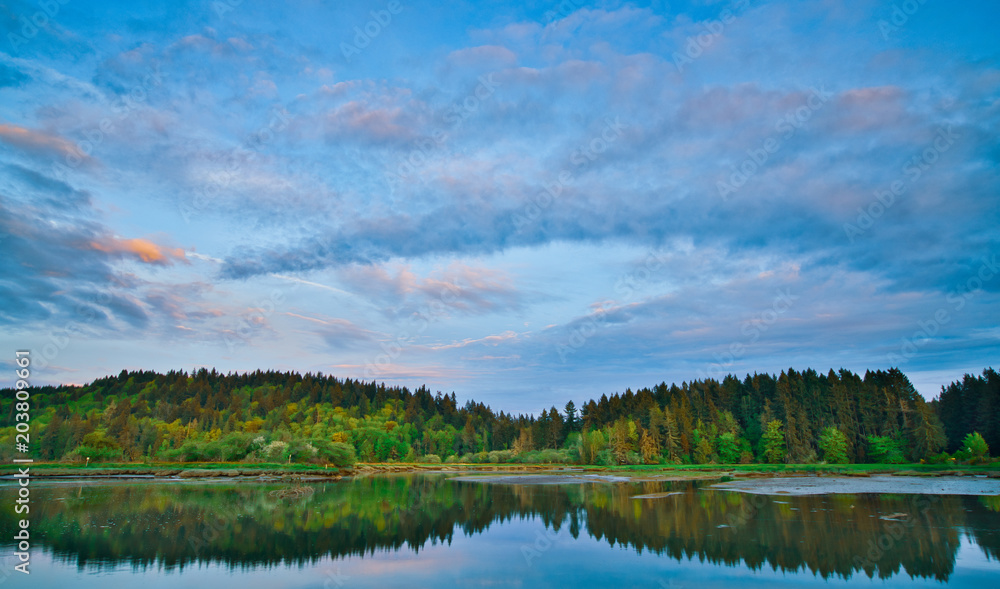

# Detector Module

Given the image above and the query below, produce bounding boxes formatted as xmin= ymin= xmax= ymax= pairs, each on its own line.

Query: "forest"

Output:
xmin=2 ymin=366 xmax=997 ymax=466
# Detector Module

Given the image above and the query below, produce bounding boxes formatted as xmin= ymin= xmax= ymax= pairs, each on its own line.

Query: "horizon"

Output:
xmin=2 ymin=0 xmax=998 ymax=416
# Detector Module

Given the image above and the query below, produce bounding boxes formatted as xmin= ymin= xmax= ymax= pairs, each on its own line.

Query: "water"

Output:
xmin=2 ymin=474 xmax=999 ymax=587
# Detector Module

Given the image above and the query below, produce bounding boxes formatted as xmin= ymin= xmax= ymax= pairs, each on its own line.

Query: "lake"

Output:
xmin=2 ymin=474 xmax=999 ymax=587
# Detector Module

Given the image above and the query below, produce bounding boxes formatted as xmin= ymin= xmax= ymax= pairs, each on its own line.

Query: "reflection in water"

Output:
xmin=2 ymin=475 xmax=999 ymax=583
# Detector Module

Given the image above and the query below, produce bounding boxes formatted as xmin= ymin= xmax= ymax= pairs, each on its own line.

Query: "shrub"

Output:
xmin=867 ymin=435 xmax=906 ymax=464
xmin=418 ymin=454 xmax=442 ymax=464
xmin=68 ymin=445 xmax=121 ymax=462
xmin=324 ymin=442 xmax=357 ymax=467
xmin=925 ymin=452 xmax=952 ymax=465
xmin=519 ymin=448 xmax=574 ymax=464
xmin=262 ymin=440 xmax=289 ymax=462
xmin=963 ymin=432 xmax=990 ymax=462
xmin=302 ymin=438 xmax=356 ymax=466
xmin=596 ymin=449 xmax=616 ymax=466
xmin=487 ymin=450 xmax=513 ymax=463
xmin=218 ymin=432 xmax=252 ymax=461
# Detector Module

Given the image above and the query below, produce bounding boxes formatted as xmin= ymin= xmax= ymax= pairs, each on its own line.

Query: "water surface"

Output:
xmin=2 ymin=474 xmax=999 ymax=587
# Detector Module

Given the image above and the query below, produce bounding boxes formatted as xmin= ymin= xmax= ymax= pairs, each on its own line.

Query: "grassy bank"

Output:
xmin=3 ymin=461 xmax=999 ymax=479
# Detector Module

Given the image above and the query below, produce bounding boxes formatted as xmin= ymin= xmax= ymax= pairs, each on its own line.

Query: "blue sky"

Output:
xmin=1 ymin=0 xmax=997 ymax=414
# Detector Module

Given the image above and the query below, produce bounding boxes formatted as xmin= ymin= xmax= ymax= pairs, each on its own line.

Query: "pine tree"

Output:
xmin=763 ymin=420 xmax=786 ymax=463
xmin=818 ymin=427 xmax=848 ymax=464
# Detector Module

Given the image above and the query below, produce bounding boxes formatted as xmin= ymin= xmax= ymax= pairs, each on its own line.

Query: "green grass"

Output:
xmin=0 ymin=461 xmax=338 ymax=473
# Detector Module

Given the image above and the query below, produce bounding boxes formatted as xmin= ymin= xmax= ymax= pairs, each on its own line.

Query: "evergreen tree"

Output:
xmin=818 ymin=427 xmax=848 ymax=464
xmin=762 ymin=420 xmax=786 ymax=463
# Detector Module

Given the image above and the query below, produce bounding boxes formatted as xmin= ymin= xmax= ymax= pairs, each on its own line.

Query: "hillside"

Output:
xmin=3 ymin=367 xmax=997 ymax=466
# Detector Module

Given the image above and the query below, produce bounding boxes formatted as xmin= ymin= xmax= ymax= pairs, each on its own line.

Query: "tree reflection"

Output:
xmin=2 ymin=475 xmax=997 ymax=581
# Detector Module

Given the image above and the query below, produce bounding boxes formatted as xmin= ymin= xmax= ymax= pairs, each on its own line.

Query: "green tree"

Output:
xmin=563 ymin=401 xmax=578 ymax=434
xmin=818 ymin=427 xmax=849 ymax=464
xmin=639 ymin=429 xmax=660 ymax=464
xmin=716 ymin=432 xmax=740 ymax=464
xmin=909 ymin=402 xmax=947 ymax=460
xmin=867 ymin=435 xmax=906 ymax=464
xmin=609 ymin=419 xmax=633 ymax=464
xmin=963 ymin=432 xmax=989 ymax=460
xmin=693 ymin=436 xmax=714 ymax=464
xmin=762 ymin=420 xmax=786 ymax=463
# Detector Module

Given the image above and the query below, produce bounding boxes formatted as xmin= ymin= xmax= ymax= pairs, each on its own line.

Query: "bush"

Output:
xmin=418 ymin=454 xmax=442 ymax=464
xmin=217 ymin=433 xmax=252 ymax=461
xmin=487 ymin=450 xmax=513 ymax=463
xmin=306 ymin=439 xmax=356 ymax=466
xmin=68 ymin=445 xmax=121 ymax=462
xmin=262 ymin=440 xmax=289 ymax=462
xmin=596 ymin=449 xmax=616 ymax=466
xmin=867 ymin=435 xmax=906 ymax=464
xmin=926 ymin=452 xmax=953 ymax=465
xmin=963 ymin=432 xmax=990 ymax=462
xmin=519 ymin=448 xmax=574 ymax=464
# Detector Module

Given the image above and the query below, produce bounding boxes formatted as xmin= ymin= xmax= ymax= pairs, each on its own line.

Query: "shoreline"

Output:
xmin=2 ymin=462 xmax=999 ymax=485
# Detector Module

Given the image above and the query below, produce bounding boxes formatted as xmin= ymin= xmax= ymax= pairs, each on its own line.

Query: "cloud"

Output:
xmin=325 ymin=101 xmax=416 ymax=144
xmin=428 ymin=330 xmax=521 ymax=350
xmin=446 ymin=45 xmax=518 ymax=69
xmin=89 ymin=237 xmax=188 ymax=265
xmin=335 ymin=261 xmax=525 ymax=318
xmin=0 ymin=123 xmax=85 ymax=161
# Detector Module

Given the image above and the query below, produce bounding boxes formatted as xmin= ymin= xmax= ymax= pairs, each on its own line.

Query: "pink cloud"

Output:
xmin=0 ymin=123 xmax=86 ymax=161
xmin=447 ymin=45 xmax=518 ymax=68
xmin=89 ymin=237 xmax=188 ymax=265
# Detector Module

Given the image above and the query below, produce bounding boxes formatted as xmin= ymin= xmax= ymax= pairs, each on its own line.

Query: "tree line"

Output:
xmin=1 ymin=366 xmax=996 ymax=465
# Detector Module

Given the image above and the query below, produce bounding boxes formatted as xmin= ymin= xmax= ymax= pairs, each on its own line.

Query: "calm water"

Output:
xmin=2 ymin=474 xmax=999 ymax=587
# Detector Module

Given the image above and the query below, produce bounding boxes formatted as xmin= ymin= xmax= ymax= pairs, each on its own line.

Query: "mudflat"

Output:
xmin=711 ymin=475 xmax=1000 ymax=496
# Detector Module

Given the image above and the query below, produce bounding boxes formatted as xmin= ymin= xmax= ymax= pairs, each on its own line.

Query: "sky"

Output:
xmin=0 ymin=0 xmax=997 ymax=415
